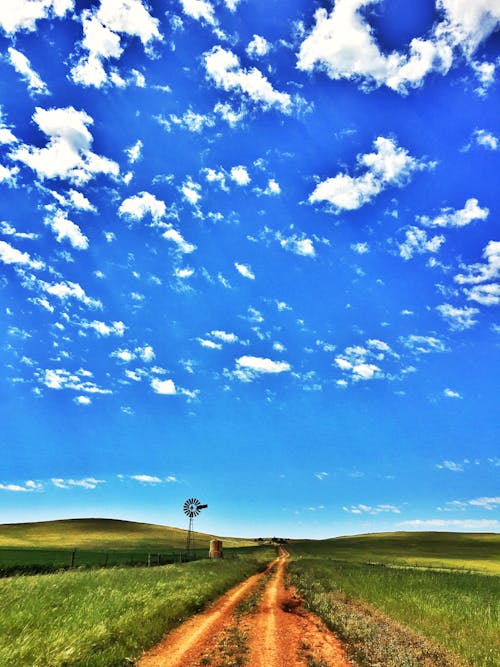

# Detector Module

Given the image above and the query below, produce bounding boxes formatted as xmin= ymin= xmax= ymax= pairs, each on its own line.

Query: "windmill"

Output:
xmin=183 ymin=497 xmax=208 ymax=552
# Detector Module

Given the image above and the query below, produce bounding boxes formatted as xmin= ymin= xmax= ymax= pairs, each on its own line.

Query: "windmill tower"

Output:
xmin=183 ymin=498 xmax=208 ymax=552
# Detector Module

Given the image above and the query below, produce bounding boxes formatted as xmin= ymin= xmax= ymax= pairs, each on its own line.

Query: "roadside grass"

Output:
xmin=289 ymin=532 xmax=500 ymax=574
xmin=288 ymin=558 xmax=499 ymax=667
xmin=0 ymin=548 xmax=275 ymax=667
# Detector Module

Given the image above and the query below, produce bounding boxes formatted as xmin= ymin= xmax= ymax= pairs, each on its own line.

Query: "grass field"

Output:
xmin=290 ymin=531 xmax=500 ymax=573
xmin=288 ymin=536 xmax=500 ymax=667
xmin=0 ymin=518 xmax=254 ymax=549
xmin=0 ymin=547 xmax=275 ymax=667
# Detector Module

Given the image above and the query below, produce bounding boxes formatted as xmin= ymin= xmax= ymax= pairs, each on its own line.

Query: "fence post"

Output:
xmin=104 ymin=553 xmax=109 ymax=568
xmin=70 ymin=550 xmax=76 ymax=568
xmin=147 ymin=553 xmax=151 ymax=567
xmin=157 ymin=553 xmax=160 ymax=565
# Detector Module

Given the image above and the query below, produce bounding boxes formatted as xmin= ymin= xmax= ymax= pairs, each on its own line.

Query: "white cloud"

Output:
xmin=263 ymin=178 xmax=281 ymax=196
xmin=179 ymin=0 xmax=216 ymax=25
xmin=71 ymin=0 xmax=161 ymax=88
xmin=0 ymin=480 xmax=43 ymax=492
xmin=74 ymin=395 xmax=92 ymax=405
xmin=437 ymin=460 xmax=464 ymax=472
xmin=351 ymin=242 xmax=369 ymax=254
xmin=472 ymin=129 xmax=498 ymax=150
xmin=52 ymin=477 xmax=105 ymax=489
xmin=455 ymin=240 xmax=500 ymax=306
xmin=118 ymin=191 xmax=166 ymax=223
xmin=45 ymin=209 xmax=89 ymax=250
xmin=0 ymin=0 xmax=73 ymax=35
xmin=297 ymin=0 xmax=500 ymax=94
xmin=138 ymin=345 xmax=155 ymax=362
xmin=436 ymin=303 xmax=479 ymax=330
xmin=343 ymin=503 xmax=401 ymax=515
xmin=401 ymin=335 xmax=447 ymax=354
xmin=246 ymin=34 xmax=270 ymax=58
xmin=170 ymin=110 xmax=215 ymax=133
xmin=235 ymin=262 xmax=255 ymax=280
xmin=0 ymin=164 xmax=20 ymax=186
xmin=334 ymin=341 xmax=391 ymax=383
xmin=10 ymin=106 xmax=119 ymax=185
xmin=236 ymin=355 xmax=291 ymax=375
xmin=83 ymin=320 xmax=126 ymax=337
xmin=230 ymin=165 xmax=251 ymax=186
xmin=315 ymin=471 xmax=328 ymax=480
xmin=42 ymin=368 xmax=111 ymax=395
xmin=443 ymin=388 xmax=462 ymax=399
xmin=310 ymin=137 xmax=430 ymax=212
xmin=197 ymin=338 xmax=222 ymax=349
xmin=40 ymin=279 xmax=102 ymax=308
xmin=210 ymin=330 xmax=238 ymax=343
xmin=399 ymin=519 xmax=500 ymax=530
xmin=7 ymin=47 xmax=48 ymax=95
xmin=398 ymin=226 xmax=445 ymax=260
xmin=162 ymin=228 xmax=196 ymax=254
xmin=278 ymin=233 xmax=316 ymax=258
xmin=130 ymin=474 xmax=162 ymax=483
xmin=0 ymin=240 xmax=44 ymax=270
xmin=418 ymin=198 xmax=489 ymax=228
xmin=151 ymin=377 xmax=176 ymax=395
xmin=181 ymin=179 xmax=202 ymax=205
xmin=213 ymin=102 xmax=246 ymax=127
xmin=125 ymin=139 xmax=143 ymax=163
xmin=204 ymin=46 xmax=292 ymax=113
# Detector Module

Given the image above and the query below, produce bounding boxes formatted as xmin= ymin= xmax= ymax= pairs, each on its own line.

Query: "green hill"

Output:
xmin=0 ymin=518 xmax=254 ymax=550
xmin=290 ymin=531 xmax=500 ymax=573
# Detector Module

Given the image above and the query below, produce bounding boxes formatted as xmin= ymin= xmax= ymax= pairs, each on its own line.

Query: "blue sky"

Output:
xmin=0 ymin=0 xmax=498 ymax=539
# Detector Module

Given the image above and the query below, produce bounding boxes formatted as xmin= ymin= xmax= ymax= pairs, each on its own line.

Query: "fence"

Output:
xmin=0 ymin=547 xmax=207 ymax=576
xmin=0 ymin=544 xmax=257 ymax=577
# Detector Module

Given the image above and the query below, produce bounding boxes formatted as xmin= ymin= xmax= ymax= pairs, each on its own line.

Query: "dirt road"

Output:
xmin=137 ymin=549 xmax=353 ymax=667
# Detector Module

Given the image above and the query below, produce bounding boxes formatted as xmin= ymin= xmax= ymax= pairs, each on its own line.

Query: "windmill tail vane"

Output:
xmin=183 ymin=498 xmax=208 ymax=551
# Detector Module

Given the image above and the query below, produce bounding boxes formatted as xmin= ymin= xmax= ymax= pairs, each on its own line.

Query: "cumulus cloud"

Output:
xmin=472 ymin=129 xmax=498 ymax=150
xmin=179 ymin=0 xmax=216 ymax=25
xmin=52 ymin=477 xmax=104 ymax=489
xmin=181 ymin=179 xmax=202 ymax=205
xmin=170 ymin=110 xmax=215 ymax=133
xmin=39 ymin=279 xmax=102 ymax=308
xmin=81 ymin=320 xmax=126 ymax=337
xmin=398 ymin=226 xmax=445 ymax=260
xmin=310 ymin=137 xmax=431 ymax=212
xmin=125 ymin=139 xmax=143 ymax=163
xmin=42 ymin=368 xmax=111 ymax=395
xmin=234 ymin=355 xmax=291 ymax=381
xmin=443 ymin=388 xmax=462 ymax=399
xmin=71 ymin=0 xmax=161 ymax=88
xmin=0 ymin=240 xmax=45 ymax=270
xmin=162 ymin=228 xmax=196 ymax=254
xmin=45 ymin=209 xmax=89 ymax=250
xmin=297 ymin=0 xmax=500 ymax=94
xmin=10 ymin=106 xmax=119 ymax=185
xmin=278 ymin=233 xmax=316 ymax=258
xmin=118 ymin=191 xmax=166 ymax=222
xmin=7 ymin=47 xmax=49 ymax=95
xmin=401 ymin=335 xmax=447 ymax=354
xmin=246 ymin=34 xmax=270 ymax=58
xmin=151 ymin=377 xmax=176 ymax=395
xmin=204 ymin=46 xmax=292 ymax=113
xmin=418 ymin=198 xmax=489 ymax=228
xmin=230 ymin=165 xmax=251 ymax=185
xmin=0 ymin=0 xmax=73 ymax=35
xmin=334 ymin=340 xmax=394 ymax=383
xmin=130 ymin=474 xmax=162 ymax=483
xmin=210 ymin=330 xmax=238 ymax=343
xmin=436 ymin=303 xmax=479 ymax=330
xmin=343 ymin=503 xmax=401 ymax=514
xmin=235 ymin=262 xmax=255 ymax=280
xmin=455 ymin=240 xmax=500 ymax=305
xmin=0 ymin=480 xmax=43 ymax=492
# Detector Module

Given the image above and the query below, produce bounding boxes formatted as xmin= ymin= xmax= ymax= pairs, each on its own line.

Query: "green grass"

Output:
xmin=0 ymin=547 xmax=275 ymax=667
xmin=0 ymin=518 xmax=254 ymax=550
xmin=288 ymin=537 xmax=500 ymax=667
xmin=290 ymin=531 xmax=500 ymax=573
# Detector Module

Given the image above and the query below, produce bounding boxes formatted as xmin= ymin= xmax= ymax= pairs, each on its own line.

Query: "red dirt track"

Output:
xmin=137 ymin=548 xmax=353 ymax=667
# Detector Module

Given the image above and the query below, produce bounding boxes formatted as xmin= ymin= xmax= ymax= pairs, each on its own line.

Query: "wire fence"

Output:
xmin=0 ymin=544 xmax=261 ymax=577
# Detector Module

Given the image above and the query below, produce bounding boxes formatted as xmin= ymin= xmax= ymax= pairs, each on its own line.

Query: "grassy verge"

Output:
xmin=0 ymin=548 xmax=274 ymax=667
xmin=289 ymin=559 xmax=499 ymax=667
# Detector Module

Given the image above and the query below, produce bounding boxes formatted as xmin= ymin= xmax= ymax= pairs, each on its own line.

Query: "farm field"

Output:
xmin=289 ymin=531 xmax=500 ymax=573
xmin=0 ymin=547 xmax=275 ymax=667
xmin=1 ymin=526 xmax=498 ymax=666
xmin=288 ymin=536 xmax=500 ymax=667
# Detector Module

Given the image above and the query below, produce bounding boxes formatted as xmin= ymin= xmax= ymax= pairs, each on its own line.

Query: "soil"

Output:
xmin=136 ymin=548 xmax=354 ymax=667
